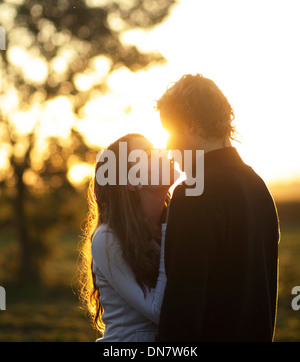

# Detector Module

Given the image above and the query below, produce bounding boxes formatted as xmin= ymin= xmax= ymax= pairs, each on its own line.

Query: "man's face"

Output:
xmin=164 ymin=122 xmax=199 ymax=153
xmin=166 ymin=130 xmax=187 ymax=152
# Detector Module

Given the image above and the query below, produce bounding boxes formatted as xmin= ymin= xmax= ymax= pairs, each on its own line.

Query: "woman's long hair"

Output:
xmin=78 ymin=133 xmax=165 ymax=333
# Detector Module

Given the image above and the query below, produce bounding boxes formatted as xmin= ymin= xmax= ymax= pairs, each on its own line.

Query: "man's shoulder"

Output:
xmin=170 ymin=164 xmax=269 ymax=213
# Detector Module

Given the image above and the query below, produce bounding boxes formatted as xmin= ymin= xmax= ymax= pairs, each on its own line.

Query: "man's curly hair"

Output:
xmin=156 ymin=73 xmax=236 ymax=140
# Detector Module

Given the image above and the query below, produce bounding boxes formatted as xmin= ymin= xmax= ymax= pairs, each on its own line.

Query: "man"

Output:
xmin=156 ymin=74 xmax=280 ymax=342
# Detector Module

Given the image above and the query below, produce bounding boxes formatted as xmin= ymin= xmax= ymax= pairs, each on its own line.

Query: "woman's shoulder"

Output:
xmin=91 ymin=224 xmax=119 ymax=255
xmin=91 ymin=224 xmax=124 ymax=275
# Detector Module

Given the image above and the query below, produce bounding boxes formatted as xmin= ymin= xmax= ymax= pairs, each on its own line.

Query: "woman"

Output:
xmin=79 ymin=133 xmax=174 ymax=342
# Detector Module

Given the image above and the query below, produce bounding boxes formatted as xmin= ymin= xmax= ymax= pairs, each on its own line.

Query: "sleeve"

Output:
xmin=156 ymin=194 xmax=221 ymax=341
xmin=91 ymin=226 xmax=166 ymax=325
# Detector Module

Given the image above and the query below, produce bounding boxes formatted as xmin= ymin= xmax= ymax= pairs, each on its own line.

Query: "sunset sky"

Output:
xmin=78 ymin=0 xmax=300 ymax=185
xmin=116 ymin=0 xmax=300 ymax=184
xmin=1 ymin=0 xmax=300 ymax=193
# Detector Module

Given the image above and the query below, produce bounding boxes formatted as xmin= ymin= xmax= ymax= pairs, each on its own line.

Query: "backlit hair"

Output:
xmin=78 ymin=133 xmax=168 ymax=334
xmin=156 ymin=73 xmax=236 ymax=140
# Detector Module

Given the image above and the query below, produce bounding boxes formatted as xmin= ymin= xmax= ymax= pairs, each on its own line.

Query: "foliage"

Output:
xmin=0 ymin=0 xmax=176 ymax=282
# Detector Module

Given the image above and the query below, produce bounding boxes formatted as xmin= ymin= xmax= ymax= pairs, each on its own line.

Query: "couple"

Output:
xmin=80 ymin=74 xmax=280 ymax=342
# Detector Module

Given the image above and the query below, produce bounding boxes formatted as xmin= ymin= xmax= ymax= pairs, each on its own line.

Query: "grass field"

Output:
xmin=274 ymin=223 xmax=300 ymax=341
xmin=0 ymin=204 xmax=299 ymax=342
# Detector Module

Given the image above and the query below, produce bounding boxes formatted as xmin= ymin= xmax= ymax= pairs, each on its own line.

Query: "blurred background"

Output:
xmin=0 ymin=0 xmax=299 ymax=341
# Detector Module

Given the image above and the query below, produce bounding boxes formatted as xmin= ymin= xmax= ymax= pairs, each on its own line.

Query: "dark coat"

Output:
xmin=156 ymin=147 xmax=279 ymax=342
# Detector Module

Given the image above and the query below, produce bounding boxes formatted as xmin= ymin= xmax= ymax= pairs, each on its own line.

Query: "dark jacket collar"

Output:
xmin=167 ymin=147 xmax=249 ymax=204
xmin=204 ymin=147 xmax=246 ymax=170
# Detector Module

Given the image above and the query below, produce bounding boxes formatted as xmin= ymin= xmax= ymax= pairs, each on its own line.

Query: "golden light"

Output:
xmin=1 ymin=0 xmax=299 ymax=198
xmin=23 ymin=168 xmax=39 ymax=187
xmin=92 ymin=55 xmax=112 ymax=79
xmin=0 ymin=145 xmax=11 ymax=174
xmin=118 ymin=0 xmax=300 ymax=187
xmin=85 ymin=0 xmax=110 ymax=7
xmin=0 ymin=87 xmax=19 ymax=115
xmin=23 ymin=57 xmax=48 ymax=84
xmin=67 ymin=162 xmax=94 ymax=185
xmin=8 ymin=46 xmax=48 ymax=85
xmin=51 ymin=57 xmax=68 ymax=74
xmin=7 ymin=46 xmax=26 ymax=67
xmin=73 ymin=55 xmax=111 ymax=92
xmin=10 ymin=107 xmax=39 ymax=135
xmin=40 ymin=96 xmax=75 ymax=139
xmin=74 ymin=73 xmax=94 ymax=92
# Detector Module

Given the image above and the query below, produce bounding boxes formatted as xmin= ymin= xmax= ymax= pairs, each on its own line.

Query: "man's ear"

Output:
xmin=190 ymin=120 xmax=204 ymax=137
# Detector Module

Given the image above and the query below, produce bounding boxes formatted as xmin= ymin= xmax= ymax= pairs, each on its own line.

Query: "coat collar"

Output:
xmin=203 ymin=147 xmax=246 ymax=170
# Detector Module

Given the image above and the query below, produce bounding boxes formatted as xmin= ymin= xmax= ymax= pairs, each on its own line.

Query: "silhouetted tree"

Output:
xmin=0 ymin=0 xmax=176 ymax=283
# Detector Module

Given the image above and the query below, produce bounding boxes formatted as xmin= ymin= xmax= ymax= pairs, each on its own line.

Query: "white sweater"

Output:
xmin=91 ymin=223 xmax=167 ymax=342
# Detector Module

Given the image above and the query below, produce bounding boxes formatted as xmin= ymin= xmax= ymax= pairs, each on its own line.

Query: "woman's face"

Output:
xmin=128 ymin=136 xmax=175 ymax=192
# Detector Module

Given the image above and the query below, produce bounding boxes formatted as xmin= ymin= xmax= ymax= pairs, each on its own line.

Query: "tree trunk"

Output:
xmin=14 ymin=164 xmax=38 ymax=283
